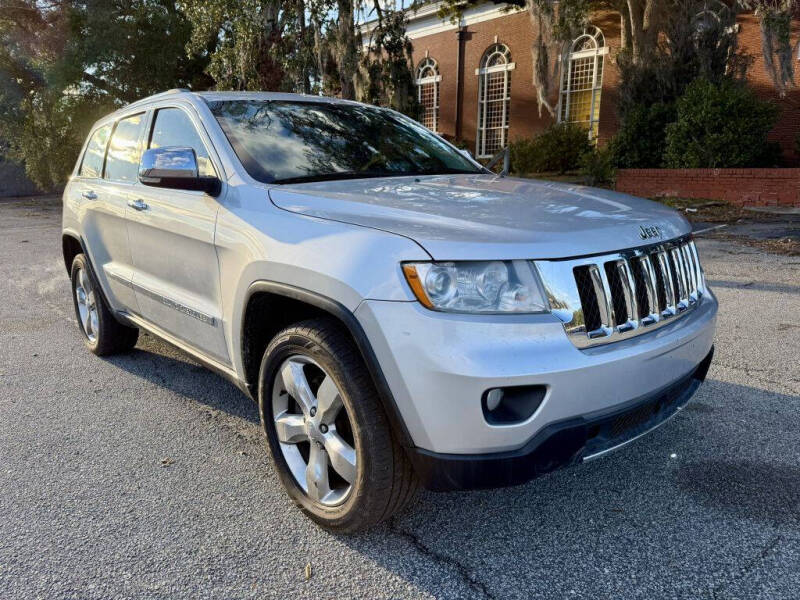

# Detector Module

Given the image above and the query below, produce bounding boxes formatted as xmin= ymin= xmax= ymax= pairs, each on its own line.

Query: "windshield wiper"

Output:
xmin=418 ymin=168 xmax=482 ymax=176
xmin=274 ymin=167 xmax=481 ymax=185
xmin=274 ymin=171 xmax=396 ymax=184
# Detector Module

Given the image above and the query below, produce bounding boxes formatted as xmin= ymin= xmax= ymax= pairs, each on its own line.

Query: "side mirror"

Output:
xmin=138 ymin=147 xmax=221 ymax=196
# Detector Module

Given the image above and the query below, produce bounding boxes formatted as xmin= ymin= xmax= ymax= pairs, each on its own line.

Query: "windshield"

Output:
xmin=206 ymin=99 xmax=482 ymax=184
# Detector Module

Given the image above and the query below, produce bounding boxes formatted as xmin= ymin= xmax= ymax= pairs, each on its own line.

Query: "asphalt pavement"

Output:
xmin=1 ymin=196 xmax=799 ymax=599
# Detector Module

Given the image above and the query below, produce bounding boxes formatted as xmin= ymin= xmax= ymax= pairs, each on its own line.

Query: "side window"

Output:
xmin=105 ymin=113 xmax=146 ymax=183
xmin=149 ymin=108 xmax=216 ymax=177
xmin=79 ymin=125 xmax=111 ymax=178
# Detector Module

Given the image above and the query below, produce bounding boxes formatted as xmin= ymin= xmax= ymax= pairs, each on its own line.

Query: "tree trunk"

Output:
xmin=625 ymin=0 xmax=658 ymax=63
xmin=336 ymin=0 xmax=357 ymax=99
xmin=296 ymin=0 xmax=311 ymax=93
xmin=619 ymin=3 xmax=630 ymax=51
xmin=626 ymin=0 xmax=644 ymax=62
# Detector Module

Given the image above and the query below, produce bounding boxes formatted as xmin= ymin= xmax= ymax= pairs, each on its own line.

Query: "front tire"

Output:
xmin=258 ymin=317 xmax=418 ymax=533
xmin=70 ymin=254 xmax=138 ymax=356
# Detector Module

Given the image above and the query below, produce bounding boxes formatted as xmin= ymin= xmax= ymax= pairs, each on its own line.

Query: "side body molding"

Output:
xmin=244 ymin=281 xmax=415 ymax=448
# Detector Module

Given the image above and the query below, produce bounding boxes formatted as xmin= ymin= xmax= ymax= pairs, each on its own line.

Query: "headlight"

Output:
xmin=402 ymin=260 xmax=550 ymax=314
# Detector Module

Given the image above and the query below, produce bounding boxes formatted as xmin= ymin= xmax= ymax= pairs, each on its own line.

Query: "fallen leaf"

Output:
xmin=160 ymin=458 xmax=174 ymax=467
xmin=304 ymin=562 xmax=312 ymax=581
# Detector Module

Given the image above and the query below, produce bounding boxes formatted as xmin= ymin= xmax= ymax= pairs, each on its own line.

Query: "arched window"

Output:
xmin=416 ymin=58 xmax=440 ymax=132
xmin=476 ymin=43 xmax=514 ymax=158
xmin=559 ymin=27 xmax=607 ymax=141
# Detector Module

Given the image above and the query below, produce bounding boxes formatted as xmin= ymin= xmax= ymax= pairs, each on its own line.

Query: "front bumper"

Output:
xmin=408 ymin=346 xmax=712 ymax=491
xmin=355 ymin=289 xmax=717 ymax=458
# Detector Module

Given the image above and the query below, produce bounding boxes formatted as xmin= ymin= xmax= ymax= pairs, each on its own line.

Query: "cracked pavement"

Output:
xmin=1 ymin=196 xmax=798 ymax=599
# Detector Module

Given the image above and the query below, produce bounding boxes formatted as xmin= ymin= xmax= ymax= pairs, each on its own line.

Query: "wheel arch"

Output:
xmin=62 ymin=231 xmax=119 ymax=328
xmin=241 ymin=281 xmax=415 ymax=448
xmin=62 ymin=231 xmax=85 ymax=274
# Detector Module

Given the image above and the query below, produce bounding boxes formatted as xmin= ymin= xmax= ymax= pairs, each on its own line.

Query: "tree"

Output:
xmin=740 ymin=0 xmax=798 ymax=97
xmin=0 ymin=0 xmax=210 ymax=189
xmin=180 ymin=0 xmax=286 ymax=91
xmin=610 ymin=1 xmax=749 ymax=168
xmin=616 ymin=0 xmax=745 ymax=118
xmin=359 ymin=2 xmax=418 ymax=115
xmin=334 ymin=0 xmax=358 ymax=99
xmin=663 ymin=77 xmax=779 ymax=167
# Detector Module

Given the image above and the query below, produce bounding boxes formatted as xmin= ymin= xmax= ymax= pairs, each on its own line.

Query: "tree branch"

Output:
xmin=80 ymin=71 xmax=132 ymax=102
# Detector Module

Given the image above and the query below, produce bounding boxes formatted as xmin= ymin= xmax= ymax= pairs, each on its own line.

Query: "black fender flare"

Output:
xmin=244 ymin=281 xmax=415 ymax=449
xmin=61 ymin=232 xmax=116 ymax=318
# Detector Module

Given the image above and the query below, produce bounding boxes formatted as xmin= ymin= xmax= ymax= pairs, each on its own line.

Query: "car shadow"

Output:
xmin=103 ymin=331 xmax=260 ymax=425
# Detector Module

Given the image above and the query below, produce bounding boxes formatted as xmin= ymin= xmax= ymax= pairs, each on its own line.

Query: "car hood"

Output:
xmin=268 ymin=174 xmax=690 ymax=260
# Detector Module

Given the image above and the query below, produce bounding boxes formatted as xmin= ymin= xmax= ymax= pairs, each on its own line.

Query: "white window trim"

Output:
xmin=474 ymin=62 xmax=516 ymax=76
xmin=416 ymin=59 xmax=441 ymax=133
xmin=476 ymin=47 xmax=513 ymax=159
xmin=566 ymin=46 xmax=609 ymax=61
xmin=416 ymin=75 xmax=442 ymax=84
xmin=557 ymin=28 xmax=606 ymax=142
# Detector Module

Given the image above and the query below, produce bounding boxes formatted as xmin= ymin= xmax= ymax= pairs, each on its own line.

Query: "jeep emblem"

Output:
xmin=639 ymin=225 xmax=662 ymax=240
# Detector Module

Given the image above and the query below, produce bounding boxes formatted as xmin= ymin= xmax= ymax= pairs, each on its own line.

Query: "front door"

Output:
xmin=126 ymin=106 xmax=229 ymax=364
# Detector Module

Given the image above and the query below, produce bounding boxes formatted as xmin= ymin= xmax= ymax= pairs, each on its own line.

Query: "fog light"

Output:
xmin=481 ymin=385 xmax=547 ymax=425
xmin=485 ymin=389 xmax=504 ymax=411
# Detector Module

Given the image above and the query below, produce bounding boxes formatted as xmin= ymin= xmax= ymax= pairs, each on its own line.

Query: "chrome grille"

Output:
xmin=535 ymin=237 xmax=705 ymax=348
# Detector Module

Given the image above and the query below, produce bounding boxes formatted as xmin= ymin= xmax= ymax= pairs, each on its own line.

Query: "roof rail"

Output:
xmin=115 ymin=88 xmax=194 ymax=113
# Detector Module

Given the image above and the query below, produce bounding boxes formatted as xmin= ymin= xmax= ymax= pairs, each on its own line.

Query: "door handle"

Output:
xmin=128 ymin=199 xmax=149 ymax=212
xmin=81 ymin=191 xmax=97 ymax=200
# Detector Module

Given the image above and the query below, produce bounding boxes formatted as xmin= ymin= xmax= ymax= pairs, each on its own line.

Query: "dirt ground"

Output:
xmin=656 ymin=197 xmax=800 ymax=257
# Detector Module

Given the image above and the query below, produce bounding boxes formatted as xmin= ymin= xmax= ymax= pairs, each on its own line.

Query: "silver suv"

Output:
xmin=62 ymin=90 xmax=717 ymax=532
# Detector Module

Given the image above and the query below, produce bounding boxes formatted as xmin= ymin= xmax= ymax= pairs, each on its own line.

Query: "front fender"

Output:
xmin=215 ymin=192 xmax=429 ymax=380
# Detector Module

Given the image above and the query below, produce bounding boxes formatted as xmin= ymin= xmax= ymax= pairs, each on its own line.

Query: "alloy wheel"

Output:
xmin=74 ymin=266 xmax=99 ymax=343
xmin=271 ymin=356 xmax=357 ymax=506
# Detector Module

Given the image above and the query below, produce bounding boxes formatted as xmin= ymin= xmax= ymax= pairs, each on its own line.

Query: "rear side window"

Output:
xmin=105 ymin=113 xmax=146 ymax=183
xmin=79 ymin=125 xmax=111 ymax=178
xmin=149 ymin=108 xmax=216 ymax=177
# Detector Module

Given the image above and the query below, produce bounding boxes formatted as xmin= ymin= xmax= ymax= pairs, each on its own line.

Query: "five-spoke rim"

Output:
xmin=272 ymin=356 xmax=357 ymax=506
xmin=74 ymin=266 xmax=98 ymax=343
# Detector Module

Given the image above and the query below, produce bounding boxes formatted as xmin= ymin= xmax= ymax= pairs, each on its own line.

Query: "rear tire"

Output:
xmin=258 ymin=317 xmax=418 ymax=533
xmin=70 ymin=254 xmax=139 ymax=356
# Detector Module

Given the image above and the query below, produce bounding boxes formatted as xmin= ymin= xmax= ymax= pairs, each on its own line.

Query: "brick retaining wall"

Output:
xmin=615 ymin=169 xmax=800 ymax=207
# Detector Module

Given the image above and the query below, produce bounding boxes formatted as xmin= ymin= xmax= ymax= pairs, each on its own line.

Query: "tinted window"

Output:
xmin=79 ymin=125 xmax=111 ymax=178
xmin=149 ymin=108 xmax=215 ymax=177
xmin=105 ymin=113 xmax=145 ymax=183
xmin=207 ymin=100 xmax=480 ymax=184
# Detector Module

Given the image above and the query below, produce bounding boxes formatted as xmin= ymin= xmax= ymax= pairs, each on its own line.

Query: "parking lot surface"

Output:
xmin=1 ymin=196 xmax=798 ymax=599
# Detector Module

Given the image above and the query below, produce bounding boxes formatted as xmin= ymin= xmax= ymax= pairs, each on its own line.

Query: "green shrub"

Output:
xmin=609 ymin=102 xmax=676 ymax=168
xmin=664 ymin=78 xmax=780 ymax=168
xmin=510 ymin=123 xmax=592 ymax=175
xmin=580 ymin=145 xmax=616 ymax=187
xmin=508 ymin=137 xmax=540 ymax=175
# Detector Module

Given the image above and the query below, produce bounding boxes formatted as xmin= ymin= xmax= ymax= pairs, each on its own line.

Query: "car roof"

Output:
xmin=195 ymin=91 xmax=359 ymax=105
xmin=91 ymin=89 xmax=364 ymax=132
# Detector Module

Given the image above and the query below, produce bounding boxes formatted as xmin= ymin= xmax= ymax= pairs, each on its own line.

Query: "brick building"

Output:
xmin=363 ymin=2 xmax=800 ymax=163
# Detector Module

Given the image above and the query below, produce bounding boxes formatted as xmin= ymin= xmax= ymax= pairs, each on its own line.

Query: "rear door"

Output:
xmin=70 ymin=120 xmax=139 ymax=311
xmin=126 ymin=105 xmax=229 ymax=364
